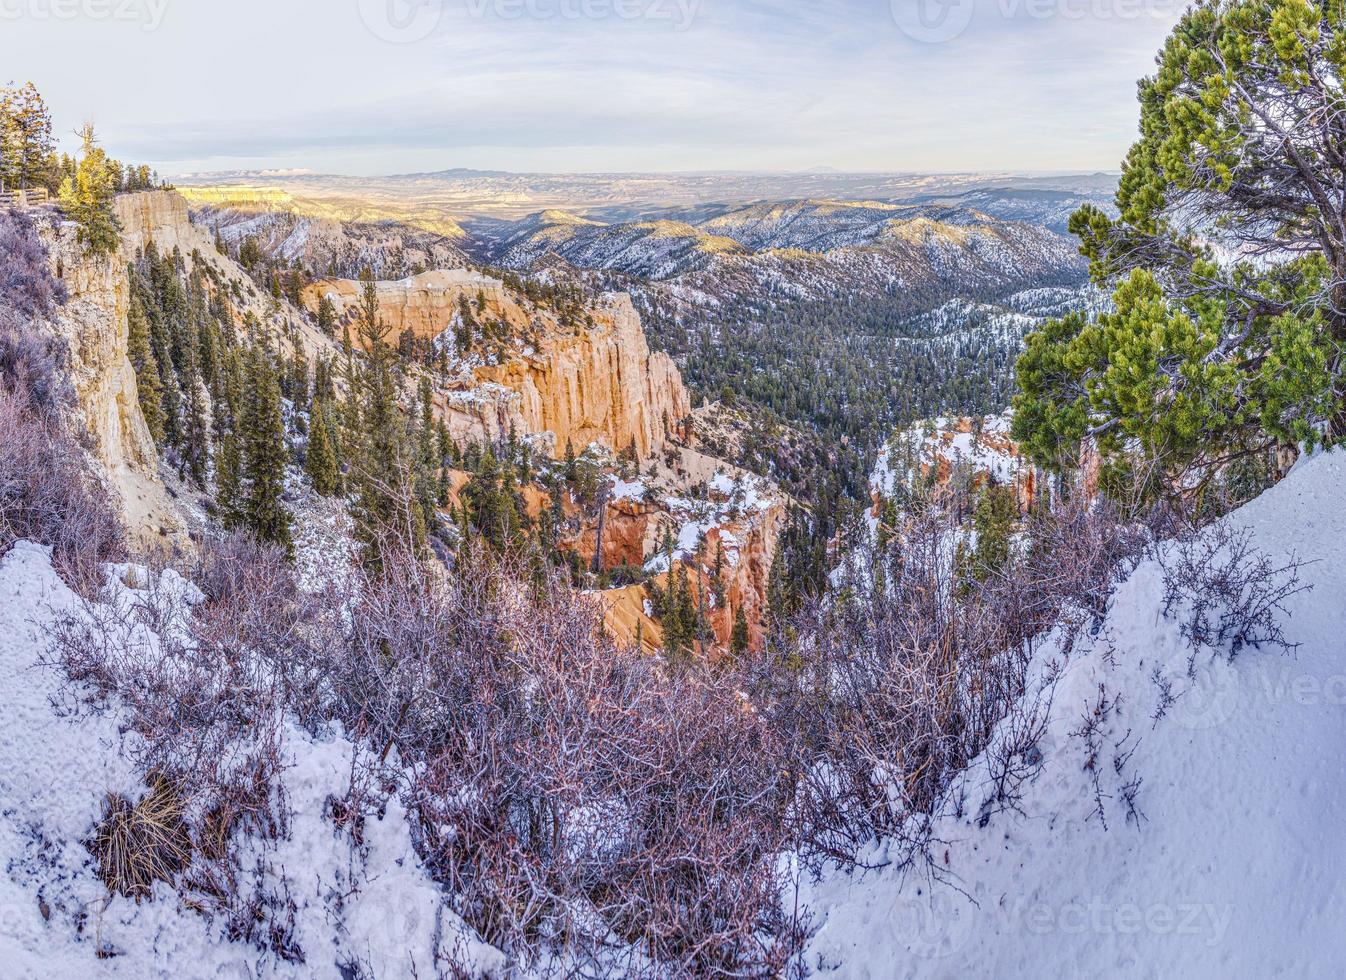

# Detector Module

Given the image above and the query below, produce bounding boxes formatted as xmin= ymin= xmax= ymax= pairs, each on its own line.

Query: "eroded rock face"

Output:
xmin=567 ymin=468 xmax=787 ymax=659
xmin=40 ymin=192 xmax=196 ymax=547
xmin=307 ymin=271 xmax=691 ymax=459
xmin=40 ymin=191 xmax=349 ymax=550
xmin=589 ymin=500 xmax=785 ymax=660
xmin=479 ymin=293 xmax=690 ymax=460
xmin=307 ymin=269 xmax=505 ymax=341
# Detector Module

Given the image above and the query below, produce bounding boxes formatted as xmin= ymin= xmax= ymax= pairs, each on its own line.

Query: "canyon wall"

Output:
xmin=40 ymin=192 xmax=198 ymax=547
xmin=479 ymin=293 xmax=690 ymax=460
xmin=307 ymin=271 xmax=691 ymax=459
xmin=872 ymin=413 xmax=1038 ymax=517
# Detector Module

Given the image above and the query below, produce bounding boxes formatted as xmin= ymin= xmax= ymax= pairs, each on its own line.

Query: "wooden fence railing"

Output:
xmin=0 ymin=187 xmax=51 ymax=208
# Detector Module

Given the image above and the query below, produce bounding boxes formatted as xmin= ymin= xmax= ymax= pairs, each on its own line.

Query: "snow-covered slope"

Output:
xmin=804 ymin=449 xmax=1346 ymax=978
xmin=489 ymin=203 xmax=1086 ymax=309
xmin=0 ymin=542 xmax=502 ymax=978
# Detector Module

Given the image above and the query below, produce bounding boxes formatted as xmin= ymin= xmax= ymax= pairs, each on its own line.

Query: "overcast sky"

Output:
xmin=3 ymin=0 xmax=1186 ymax=175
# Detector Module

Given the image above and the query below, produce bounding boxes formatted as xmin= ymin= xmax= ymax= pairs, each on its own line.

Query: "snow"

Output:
xmin=804 ymin=449 xmax=1346 ymax=978
xmin=873 ymin=414 xmax=1023 ymax=503
xmin=0 ymin=542 xmax=504 ymax=978
xmin=640 ymin=470 xmax=778 ymax=575
xmin=5 ymin=439 xmax=1341 ymax=976
xmin=610 ymin=476 xmax=646 ymax=502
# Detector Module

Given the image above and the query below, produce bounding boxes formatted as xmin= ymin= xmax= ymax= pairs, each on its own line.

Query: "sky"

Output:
xmin=2 ymin=0 xmax=1188 ymax=176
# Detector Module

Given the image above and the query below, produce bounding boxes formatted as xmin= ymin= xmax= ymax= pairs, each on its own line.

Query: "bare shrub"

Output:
xmin=753 ymin=491 xmax=1149 ymax=875
xmin=49 ymin=533 xmax=304 ymax=958
xmin=87 ymin=773 xmax=192 ymax=901
xmin=1158 ymin=521 xmax=1311 ymax=660
xmin=52 ymin=528 xmax=808 ymax=976
xmin=324 ymin=537 xmax=807 ymax=978
xmin=0 ymin=383 xmax=125 ymax=593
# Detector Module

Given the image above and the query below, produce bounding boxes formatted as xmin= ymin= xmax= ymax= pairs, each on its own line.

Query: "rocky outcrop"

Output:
xmin=480 ymin=293 xmax=690 ymax=460
xmin=307 ymin=271 xmax=691 ymax=459
xmin=114 ymin=190 xmax=207 ymax=257
xmin=306 ymin=269 xmax=502 ymax=340
xmin=569 ymin=460 xmax=787 ymax=658
xmin=568 ymin=495 xmax=783 ymax=653
xmin=589 ymin=497 xmax=785 ymax=660
xmin=40 ymin=193 xmax=198 ymax=547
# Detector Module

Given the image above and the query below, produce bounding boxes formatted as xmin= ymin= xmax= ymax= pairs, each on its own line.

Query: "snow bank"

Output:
xmin=0 ymin=541 xmax=503 ymax=979
xmin=804 ymin=450 xmax=1346 ymax=978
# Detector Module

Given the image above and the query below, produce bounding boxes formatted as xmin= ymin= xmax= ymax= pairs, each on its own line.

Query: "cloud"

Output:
xmin=8 ymin=0 xmax=1184 ymax=173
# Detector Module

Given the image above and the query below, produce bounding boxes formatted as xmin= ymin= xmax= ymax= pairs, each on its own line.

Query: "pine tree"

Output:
xmin=0 ymin=82 xmax=54 ymax=191
xmin=180 ymin=368 xmax=210 ymax=489
xmin=58 ymin=124 xmax=121 ymax=257
xmin=730 ymin=605 xmax=750 ymax=658
xmin=466 ymin=446 xmax=520 ymax=550
xmin=436 ymin=419 xmax=455 ymax=506
xmin=316 ymin=294 xmax=337 ymax=337
xmin=414 ymin=375 xmax=439 ymax=523
xmin=971 ymin=481 xmax=1017 ymax=582
xmin=349 ymin=268 xmax=423 ymax=565
xmin=126 ymin=289 xmax=165 ymax=444
xmin=305 ymin=400 xmax=340 ymax=496
xmin=240 ymin=345 xmax=292 ymax=550
xmin=215 ymin=429 xmax=244 ymax=529
xmin=1014 ymin=0 xmax=1346 ymax=486
xmin=498 ymin=457 xmax=523 ymax=549
xmin=285 ymin=269 xmax=304 ymax=308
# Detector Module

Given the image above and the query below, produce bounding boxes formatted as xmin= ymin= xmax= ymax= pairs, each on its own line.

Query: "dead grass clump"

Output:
xmin=87 ymin=774 xmax=192 ymax=901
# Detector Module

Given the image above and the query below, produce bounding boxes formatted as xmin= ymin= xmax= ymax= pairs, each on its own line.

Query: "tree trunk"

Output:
xmin=591 ymin=483 xmax=608 ymax=574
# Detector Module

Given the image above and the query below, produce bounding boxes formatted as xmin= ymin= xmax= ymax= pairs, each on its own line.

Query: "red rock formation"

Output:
xmin=306 ymin=272 xmax=691 ymax=460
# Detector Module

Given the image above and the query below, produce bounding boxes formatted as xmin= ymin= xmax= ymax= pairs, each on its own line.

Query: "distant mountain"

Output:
xmin=906 ymin=186 xmax=1116 ymax=234
xmin=194 ymin=204 xmax=472 ymax=280
xmin=483 ymin=200 xmax=1088 ymax=311
xmin=174 ymin=168 xmax=1117 ymax=223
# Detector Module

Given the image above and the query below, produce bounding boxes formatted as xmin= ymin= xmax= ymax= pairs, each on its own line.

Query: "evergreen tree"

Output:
xmin=730 ymin=605 xmax=750 ymax=658
xmin=1015 ymin=0 xmax=1346 ymax=491
xmin=971 ymin=481 xmax=1017 ymax=583
xmin=180 ymin=368 xmax=210 ymax=489
xmin=126 ymin=289 xmax=165 ymax=444
xmin=414 ymin=375 xmax=439 ymax=522
xmin=58 ymin=124 xmax=121 ymax=256
xmin=0 ymin=82 xmax=55 ymax=191
xmin=316 ymin=294 xmax=337 ymax=337
xmin=349 ymin=268 xmax=423 ymax=565
xmin=214 ymin=429 xmax=244 ymax=530
xmin=239 ymin=345 xmax=292 ymax=550
xmin=465 ymin=446 xmax=520 ymax=550
xmin=284 ymin=269 xmax=304 ymax=308
xmin=436 ymin=420 xmax=455 ymax=506
xmin=306 ymin=401 xmax=340 ymax=497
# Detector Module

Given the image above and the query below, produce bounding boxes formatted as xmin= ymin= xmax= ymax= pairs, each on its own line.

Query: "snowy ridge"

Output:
xmin=872 ymin=413 xmax=1025 ymax=504
xmin=805 ymin=449 xmax=1346 ymax=978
